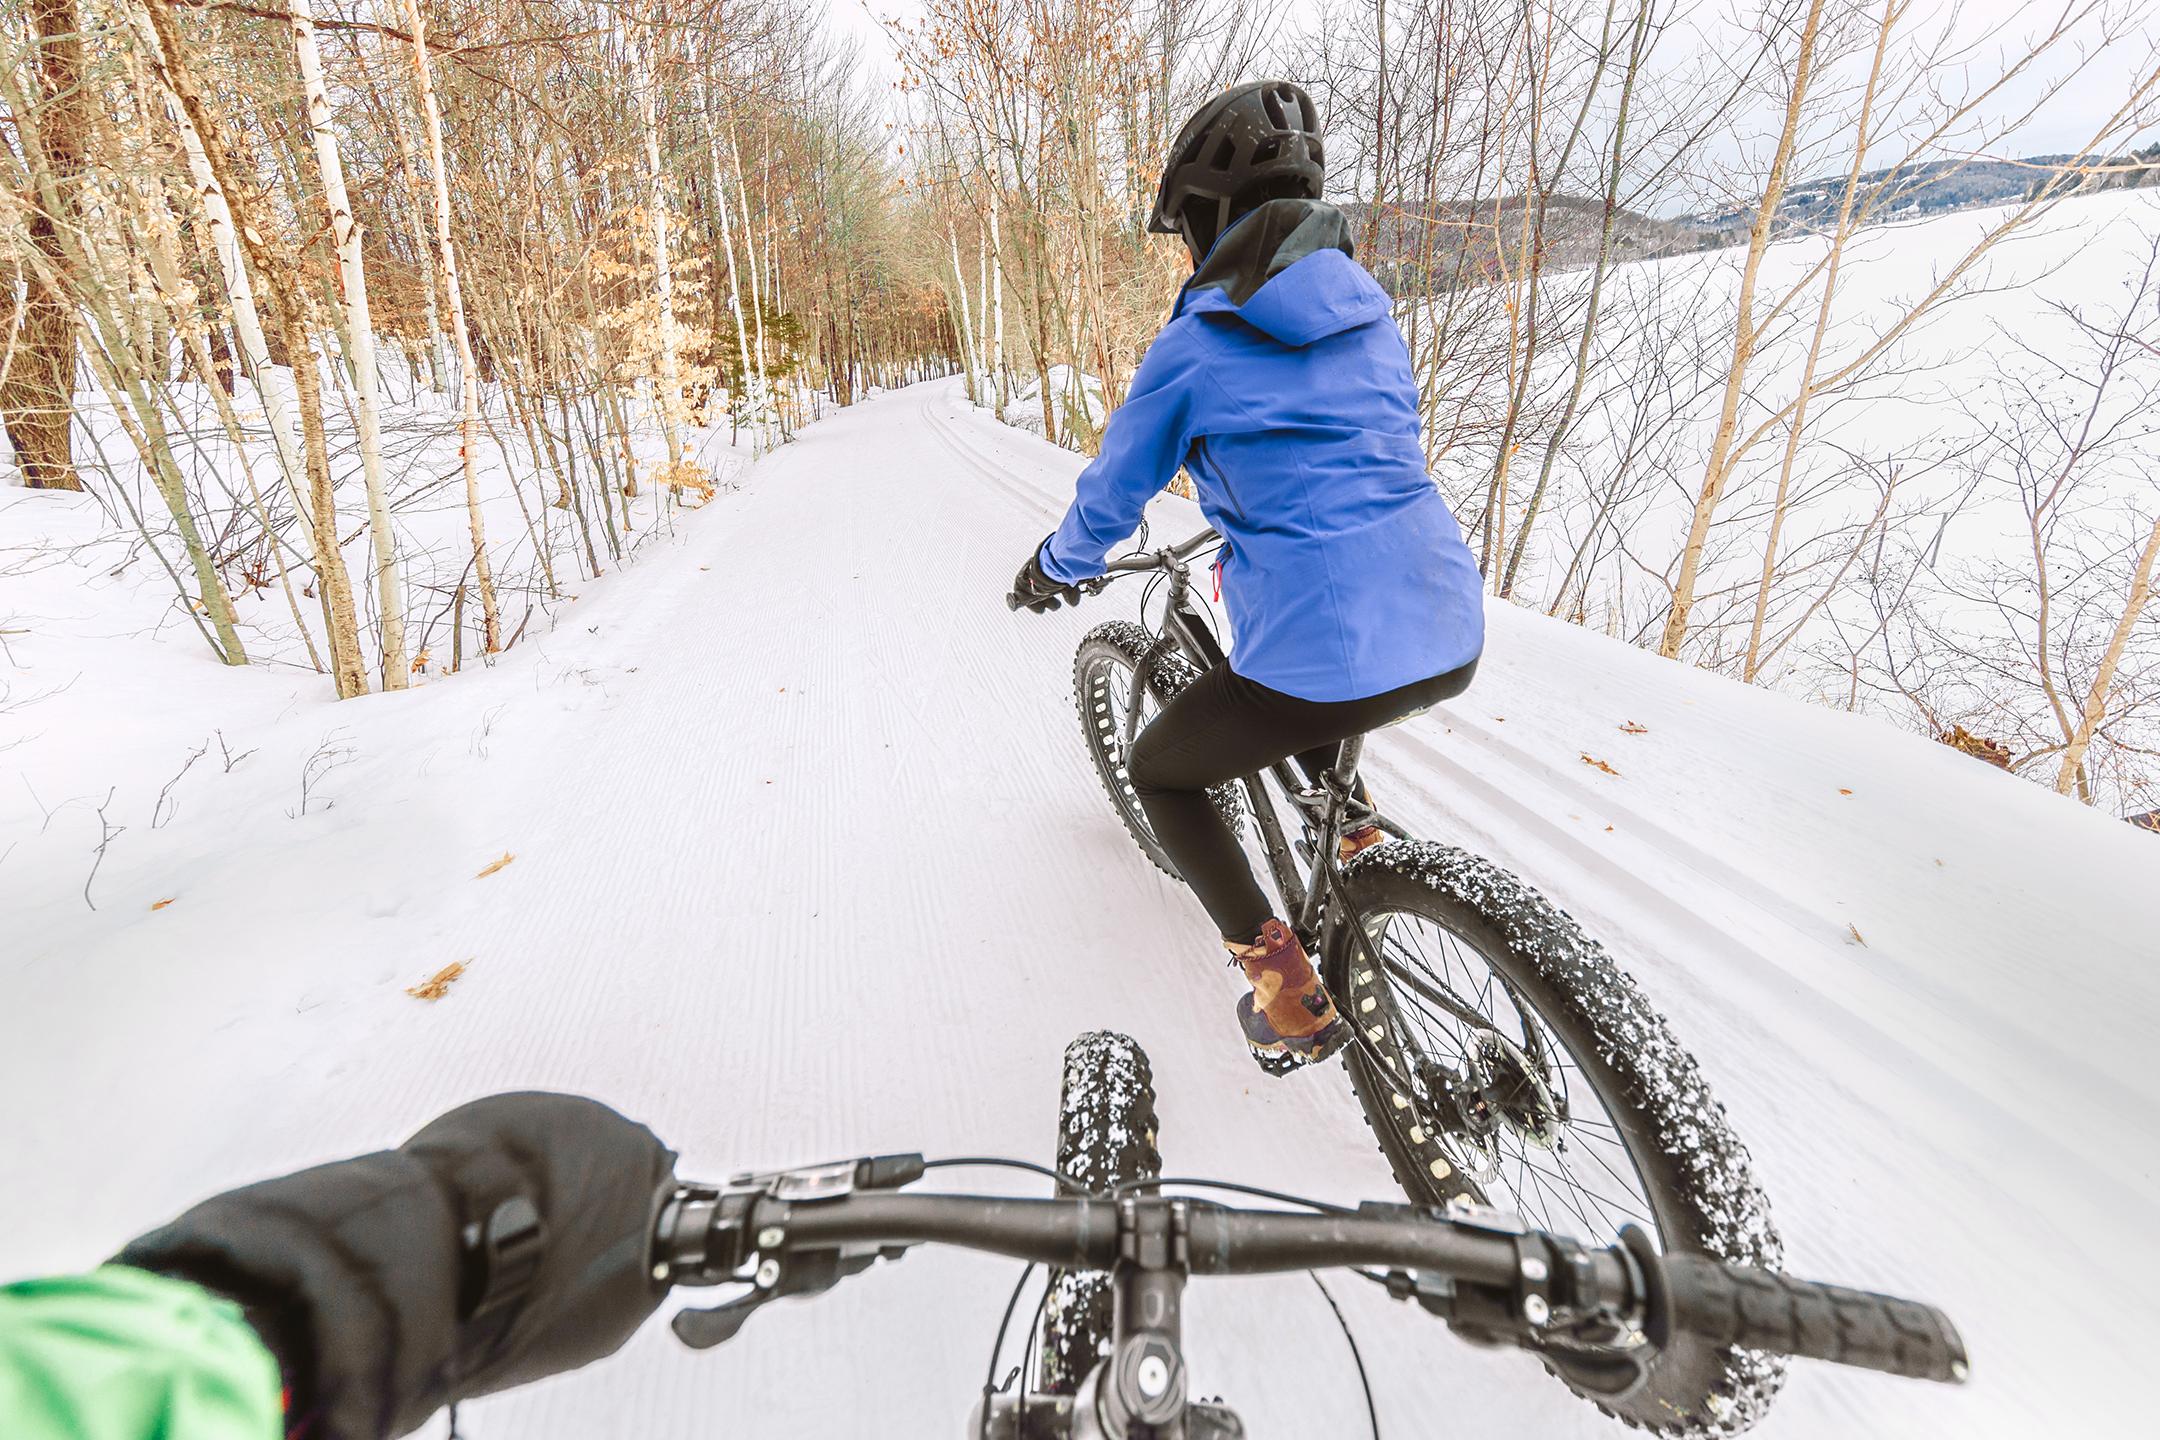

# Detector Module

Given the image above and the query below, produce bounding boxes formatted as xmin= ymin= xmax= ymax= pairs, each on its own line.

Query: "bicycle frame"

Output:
xmin=1100 ymin=534 xmax=1509 ymax=1187
xmin=1105 ymin=532 xmax=1397 ymax=953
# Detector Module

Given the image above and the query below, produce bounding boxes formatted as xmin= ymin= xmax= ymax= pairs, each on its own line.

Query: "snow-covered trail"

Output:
xmin=4 ymin=379 xmax=2152 ymax=1437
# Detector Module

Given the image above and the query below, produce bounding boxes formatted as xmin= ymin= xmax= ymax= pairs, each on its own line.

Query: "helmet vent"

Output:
xmin=1251 ymin=137 xmax=1281 ymax=164
xmin=1262 ymin=87 xmax=1288 ymax=129
xmin=1210 ymin=136 xmax=1238 ymax=171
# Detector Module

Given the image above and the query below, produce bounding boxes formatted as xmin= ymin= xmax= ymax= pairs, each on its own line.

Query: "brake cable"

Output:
xmin=1311 ymin=1271 xmax=1383 ymax=1440
xmin=979 ymin=1263 xmax=1040 ymax=1440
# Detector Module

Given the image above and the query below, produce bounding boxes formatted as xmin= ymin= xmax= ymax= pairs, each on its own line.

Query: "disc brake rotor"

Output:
xmin=1472 ymin=1028 xmax=1566 ymax=1150
xmin=1406 ymin=1025 xmax=1568 ymax=1185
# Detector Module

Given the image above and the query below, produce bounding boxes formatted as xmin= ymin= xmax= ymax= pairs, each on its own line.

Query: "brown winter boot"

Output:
xmin=1227 ymin=918 xmax=1347 ymax=1071
xmin=1337 ymin=823 xmax=1388 ymax=863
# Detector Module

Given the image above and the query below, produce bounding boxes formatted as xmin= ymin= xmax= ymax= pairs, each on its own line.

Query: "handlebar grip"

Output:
xmin=1661 ymin=1255 xmax=1968 ymax=1383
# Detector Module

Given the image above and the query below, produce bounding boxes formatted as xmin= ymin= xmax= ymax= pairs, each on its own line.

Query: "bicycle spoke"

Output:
xmin=1350 ymin=904 xmax=1661 ymax=1248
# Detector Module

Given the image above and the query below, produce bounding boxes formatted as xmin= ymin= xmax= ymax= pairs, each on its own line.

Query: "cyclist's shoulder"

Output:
xmin=1142 ymin=306 xmax=1287 ymax=392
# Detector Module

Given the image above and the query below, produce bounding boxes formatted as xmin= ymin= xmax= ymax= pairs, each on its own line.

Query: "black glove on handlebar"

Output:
xmin=1009 ymin=539 xmax=1083 ymax=613
xmin=116 ymin=1092 xmax=677 ymax=1440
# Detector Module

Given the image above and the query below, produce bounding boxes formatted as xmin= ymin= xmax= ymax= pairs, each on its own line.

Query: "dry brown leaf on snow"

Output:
xmin=407 ymin=961 xmax=467 ymax=1001
xmin=1580 ymin=754 xmax=1621 ymax=777
xmin=1838 ymin=788 xmax=1854 ymax=796
xmin=150 ymin=897 xmax=175 ymax=911
xmin=1620 ymin=721 xmax=1649 ymax=735
xmin=476 ymin=852 xmax=516 ymax=879
xmin=1846 ymin=923 xmax=1868 ymax=947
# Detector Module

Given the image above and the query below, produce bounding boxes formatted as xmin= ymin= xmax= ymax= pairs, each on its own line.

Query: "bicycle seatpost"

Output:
xmin=1330 ymin=735 xmax=1366 ymax=794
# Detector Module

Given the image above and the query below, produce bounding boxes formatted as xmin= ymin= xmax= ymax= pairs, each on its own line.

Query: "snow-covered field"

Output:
xmin=3 ymin=378 xmax=2154 ymax=1437
xmin=1434 ymin=189 xmax=2160 ymax=811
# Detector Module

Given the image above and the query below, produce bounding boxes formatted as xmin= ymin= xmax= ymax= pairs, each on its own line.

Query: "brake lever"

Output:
xmin=661 ymin=1153 xmax=926 ymax=1351
xmin=672 ymin=1245 xmax=907 ymax=1349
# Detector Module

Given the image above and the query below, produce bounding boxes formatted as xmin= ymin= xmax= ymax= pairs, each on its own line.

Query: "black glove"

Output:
xmin=117 ymin=1092 xmax=677 ymax=1440
xmin=1010 ymin=539 xmax=1082 ymax=613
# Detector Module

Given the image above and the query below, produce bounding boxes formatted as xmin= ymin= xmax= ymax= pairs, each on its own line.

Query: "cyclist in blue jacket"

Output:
xmin=1009 ymin=81 xmax=1484 ymax=1071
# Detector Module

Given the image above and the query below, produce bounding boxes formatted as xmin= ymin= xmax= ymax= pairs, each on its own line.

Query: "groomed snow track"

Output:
xmin=2 ymin=378 xmax=2151 ymax=1438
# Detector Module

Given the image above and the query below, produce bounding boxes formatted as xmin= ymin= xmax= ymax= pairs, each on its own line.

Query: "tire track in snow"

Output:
xmin=914 ymin=393 xmax=1066 ymax=527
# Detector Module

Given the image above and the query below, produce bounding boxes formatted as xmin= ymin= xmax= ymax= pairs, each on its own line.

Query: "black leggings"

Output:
xmin=1128 ymin=660 xmax=1477 ymax=943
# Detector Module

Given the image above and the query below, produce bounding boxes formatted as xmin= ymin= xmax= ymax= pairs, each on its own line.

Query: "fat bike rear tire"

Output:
xmin=1330 ymin=843 xmax=1785 ymax=1435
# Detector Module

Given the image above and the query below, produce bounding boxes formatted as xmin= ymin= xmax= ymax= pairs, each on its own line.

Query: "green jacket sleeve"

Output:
xmin=0 ymin=1265 xmax=283 ymax=1440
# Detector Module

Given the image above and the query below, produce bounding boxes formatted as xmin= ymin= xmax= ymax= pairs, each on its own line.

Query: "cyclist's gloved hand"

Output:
xmin=116 ymin=1092 xmax=676 ymax=1440
xmin=1010 ymin=539 xmax=1082 ymax=613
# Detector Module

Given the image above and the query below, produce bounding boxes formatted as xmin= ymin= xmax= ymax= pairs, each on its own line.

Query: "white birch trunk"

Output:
xmin=1660 ymin=0 xmax=1828 ymax=659
xmin=290 ymin=0 xmax=406 ymax=687
xmin=949 ymin=223 xmax=980 ymax=402
xmin=989 ymin=197 xmax=1007 ymax=410
xmin=635 ymin=35 xmax=685 ymax=476
xmin=132 ymin=9 xmax=308 ymax=524
xmin=702 ymin=97 xmax=757 ymax=442
xmin=386 ymin=102 xmax=444 ymax=392
xmin=402 ymin=0 xmax=501 ymax=654
xmin=2057 ymin=513 xmax=2160 ymax=797
xmin=730 ymin=139 xmax=773 ymax=444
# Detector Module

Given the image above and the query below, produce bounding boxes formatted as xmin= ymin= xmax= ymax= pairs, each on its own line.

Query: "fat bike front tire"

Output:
xmin=1038 ymin=1031 xmax=1162 ymax=1395
xmin=1330 ymin=842 xmax=1785 ymax=1436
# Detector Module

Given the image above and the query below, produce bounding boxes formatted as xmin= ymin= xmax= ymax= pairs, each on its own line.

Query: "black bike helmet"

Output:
xmin=1149 ymin=81 xmax=1326 ymax=261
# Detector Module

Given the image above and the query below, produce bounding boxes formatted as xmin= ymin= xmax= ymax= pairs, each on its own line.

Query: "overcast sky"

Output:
xmin=819 ymin=0 xmax=2156 ymax=183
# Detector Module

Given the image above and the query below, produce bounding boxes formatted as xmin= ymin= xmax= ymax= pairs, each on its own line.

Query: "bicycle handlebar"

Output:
xmin=652 ymin=1168 xmax=1968 ymax=1388
xmin=1007 ymin=528 xmax=1222 ymax=610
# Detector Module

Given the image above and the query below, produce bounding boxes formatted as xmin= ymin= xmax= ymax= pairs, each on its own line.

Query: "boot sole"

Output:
xmin=1246 ymin=1017 xmax=1349 ymax=1074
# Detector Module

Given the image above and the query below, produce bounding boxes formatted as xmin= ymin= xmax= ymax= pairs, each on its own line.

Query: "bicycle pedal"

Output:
xmin=1247 ymin=1046 xmax=1305 ymax=1079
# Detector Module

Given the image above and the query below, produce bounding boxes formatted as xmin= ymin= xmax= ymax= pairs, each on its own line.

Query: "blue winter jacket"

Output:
xmin=1039 ymin=199 xmax=1484 ymax=702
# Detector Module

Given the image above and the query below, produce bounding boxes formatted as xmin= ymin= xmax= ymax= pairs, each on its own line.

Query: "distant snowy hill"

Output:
xmin=1678 ymin=147 xmax=2160 ymax=241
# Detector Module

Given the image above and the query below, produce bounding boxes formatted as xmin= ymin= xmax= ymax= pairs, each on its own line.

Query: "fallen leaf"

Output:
xmin=1838 ymin=788 xmax=1853 ymax=796
xmin=406 ymin=961 xmax=467 ymax=1001
xmin=1620 ymin=721 xmax=1649 ymax=735
xmin=1580 ymin=754 xmax=1621 ymax=777
xmin=475 ymin=852 xmax=515 ymax=879
xmin=1846 ymin=923 xmax=1867 ymax=947
xmin=150 ymin=897 xmax=175 ymax=911
xmin=1605 ymin=825 xmax=1615 ymax=833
